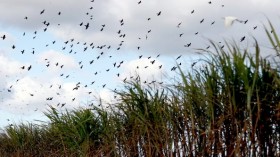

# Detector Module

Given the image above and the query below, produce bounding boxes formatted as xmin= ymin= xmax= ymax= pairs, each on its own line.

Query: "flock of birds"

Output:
xmin=0 ymin=0 xmax=261 ymax=116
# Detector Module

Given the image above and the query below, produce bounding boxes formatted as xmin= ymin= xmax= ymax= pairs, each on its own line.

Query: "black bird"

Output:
xmin=177 ymin=22 xmax=182 ymax=28
xmin=58 ymin=12 xmax=61 ymax=15
xmin=184 ymin=43 xmax=191 ymax=47
xmin=200 ymin=18 xmax=204 ymax=23
xmin=240 ymin=36 xmax=246 ymax=42
xmin=157 ymin=11 xmax=161 ymax=16
xmin=12 ymin=45 xmax=15 ymax=49
xmin=85 ymin=23 xmax=90 ymax=29
xmin=1 ymin=34 xmax=6 ymax=40
xmin=253 ymin=26 xmax=257 ymax=30
xmin=171 ymin=66 xmax=177 ymax=71
xmin=138 ymin=1 xmax=141 ymax=4
xmin=191 ymin=62 xmax=197 ymax=67
xmin=191 ymin=10 xmax=194 ymax=14
xmin=40 ymin=9 xmax=45 ymax=14
xmin=179 ymin=33 xmax=183 ymax=37
xmin=27 ymin=65 xmax=32 ymax=71
xmin=176 ymin=55 xmax=182 ymax=60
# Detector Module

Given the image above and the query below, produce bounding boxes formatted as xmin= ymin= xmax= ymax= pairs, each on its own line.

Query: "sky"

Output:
xmin=0 ymin=0 xmax=280 ymax=128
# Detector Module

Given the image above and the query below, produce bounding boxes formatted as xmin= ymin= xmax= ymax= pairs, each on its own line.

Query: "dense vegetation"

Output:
xmin=0 ymin=21 xmax=279 ymax=157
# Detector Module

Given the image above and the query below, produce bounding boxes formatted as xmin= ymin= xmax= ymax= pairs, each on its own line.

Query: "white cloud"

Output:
xmin=120 ymin=57 xmax=164 ymax=83
xmin=0 ymin=54 xmax=25 ymax=76
xmin=37 ymin=49 xmax=78 ymax=73
xmin=1 ymin=76 xmax=92 ymax=114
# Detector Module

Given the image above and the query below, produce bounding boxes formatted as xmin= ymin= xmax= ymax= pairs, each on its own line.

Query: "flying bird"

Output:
xmin=1 ymin=35 xmax=5 ymax=40
xmin=85 ymin=23 xmax=90 ymax=29
xmin=27 ymin=65 xmax=32 ymax=71
xmin=157 ymin=11 xmax=161 ymax=16
xmin=200 ymin=18 xmax=204 ymax=23
xmin=223 ymin=16 xmax=244 ymax=27
xmin=40 ymin=9 xmax=45 ymax=14
xmin=240 ymin=36 xmax=246 ymax=42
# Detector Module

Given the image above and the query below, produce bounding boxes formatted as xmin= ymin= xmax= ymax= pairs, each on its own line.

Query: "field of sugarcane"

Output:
xmin=0 ymin=21 xmax=279 ymax=157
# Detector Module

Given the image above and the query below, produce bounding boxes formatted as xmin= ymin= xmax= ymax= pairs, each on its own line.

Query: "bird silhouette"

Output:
xmin=40 ymin=9 xmax=45 ymax=14
xmin=157 ymin=11 xmax=161 ymax=16
xmin=1 ymin=35 xmax=6 ymax=40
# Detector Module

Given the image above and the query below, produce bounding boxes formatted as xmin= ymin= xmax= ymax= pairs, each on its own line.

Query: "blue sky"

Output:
xmin=0 ymin=0 xmax=280 ymax=128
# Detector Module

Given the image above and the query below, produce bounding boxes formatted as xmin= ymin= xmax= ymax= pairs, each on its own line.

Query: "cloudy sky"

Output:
xmin=0 ymin=0 xmax=279 ymax=128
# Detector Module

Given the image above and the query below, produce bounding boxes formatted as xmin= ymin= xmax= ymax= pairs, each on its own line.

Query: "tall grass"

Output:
xmin=0 ymin=21 xmax=279 ymax=156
